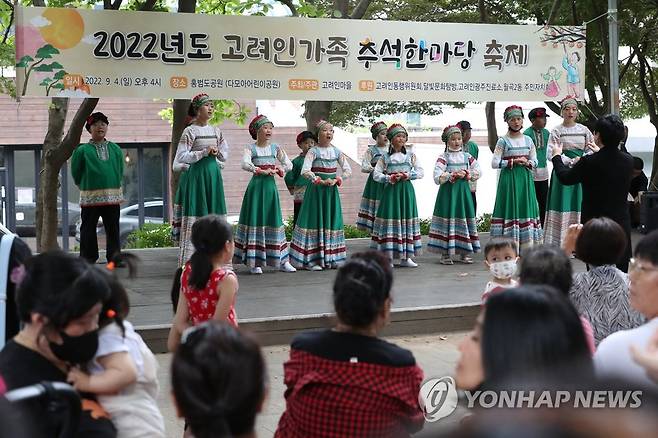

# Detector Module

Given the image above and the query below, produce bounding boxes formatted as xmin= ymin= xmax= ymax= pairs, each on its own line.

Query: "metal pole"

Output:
xmin=608 ymin=0 xmax=619 ymax=115
xmin=137 ymin=146 xmax=145 ymax=228
xmin=5 ymin=148 xmax=15 ymax=232
xmin=61 ymin=162 xmax=69 ymax=251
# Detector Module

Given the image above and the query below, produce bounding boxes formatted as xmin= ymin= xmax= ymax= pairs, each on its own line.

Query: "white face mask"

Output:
xmin=488 ymin=259 xmax=518 ymax=279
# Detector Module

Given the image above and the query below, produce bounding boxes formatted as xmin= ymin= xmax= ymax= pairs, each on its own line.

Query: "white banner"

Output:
xmin=16 ymin=7 xmax=586 ymax=101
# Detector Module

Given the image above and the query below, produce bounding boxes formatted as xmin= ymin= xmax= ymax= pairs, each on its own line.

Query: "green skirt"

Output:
xmin=233 ymin=174 xmax=288 ymax=268
xmin=427 ymin=179 xmax=480 ymax=255
xmin=370 ymin=180 xmax=421 ymax=259
xmin=173 ymin=156 xmax=226 ymax=266
xmin=289 ymin=182 xmax=346 ymax=267
xmin=356 ymin=174 xmax=385 ymax=232
xmin=491 ymin=166 xmax=542 ymax=252
xmin=544 ymin=162 xmax=583 ymax=246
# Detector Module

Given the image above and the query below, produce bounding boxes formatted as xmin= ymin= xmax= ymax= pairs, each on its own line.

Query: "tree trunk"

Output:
xmin=169 ymin=99 xmax=190 ymax=216
xmin=485 ymin=102 xmax=497 ymax=152
xmin=647 ymin=135 xmax=658 ymax=192
xmin=37 ymin=97 xmax=68 ymax=251
xmin=303 ymin=101 xmax=332 ymax=131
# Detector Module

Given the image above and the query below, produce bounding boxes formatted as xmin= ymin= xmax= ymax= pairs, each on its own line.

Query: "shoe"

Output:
xmin=307 ymin=264 xmax=323 ymax=271
xmin=458 ymin=255 xmax=474 ymax=264
xmin=440 ymin=256 xmax=454 ymax=265
xmin=250 ymin=267 xmax=263 ymax=275
xmin=399 ymin=258 xmax=418 ymax=268
xmin=280 ymin=261 xmax=297 ymax=272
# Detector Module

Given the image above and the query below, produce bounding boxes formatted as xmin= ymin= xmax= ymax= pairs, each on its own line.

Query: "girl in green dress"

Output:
xmin=234 ymin=115 xmax=296 ymax=274
xmin=490 ymin=105 xmax=543 ymax=252
xmin=356 ymin=121 xmax=388 ymax=233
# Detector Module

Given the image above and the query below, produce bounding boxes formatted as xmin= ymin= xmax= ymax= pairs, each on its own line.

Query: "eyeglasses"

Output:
xmin=629 ymin=258 xmax=658 ymax=274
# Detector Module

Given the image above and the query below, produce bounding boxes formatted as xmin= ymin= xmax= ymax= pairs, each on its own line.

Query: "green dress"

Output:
xmin=490 ymin=135 xmax=543 ymax=252
xmin=356 ymin=144 xmax=388 ymax=233
xmin=370 ymin=151 xmax=423 ymax=260
xmin=427 ymin=150 xmax=481 ymax=255
xmin=544 ymin=123 xmax=594 ymax=246
xmin=234 ymin=143 xmax=292 ymax=268
xmin=172 ymin=124 xmax=228 ymax=266
xmin=289 ymin=145 xmax=351 ymax=268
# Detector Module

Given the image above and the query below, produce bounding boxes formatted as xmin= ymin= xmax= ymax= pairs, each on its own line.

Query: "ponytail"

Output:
xmin=189 ymin=251 xmax=213 ymax=290
xmin=189 ymin=215 xmax=233 ymax=290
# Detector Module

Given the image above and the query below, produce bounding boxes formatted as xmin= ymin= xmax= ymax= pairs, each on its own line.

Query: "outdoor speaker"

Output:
xmin=640 ymin=191 xmax=658 ymax=234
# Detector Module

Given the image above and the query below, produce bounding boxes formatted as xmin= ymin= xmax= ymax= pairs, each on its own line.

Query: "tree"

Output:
xmin=29 ymin=0 xmax=161 ymax=251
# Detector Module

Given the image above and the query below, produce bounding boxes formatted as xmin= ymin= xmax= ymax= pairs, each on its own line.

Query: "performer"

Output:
xmin=284 ymin=131 xmax=316 ymax=227
xmin=428 ymin=125 xmax=481 ymax=265
xmin=356 ymin=121 xmax=388 ymax=233
xmin=71 ymin=112 xmax=124 ymax=264
xmin=457 ymin=120 xmax=480 ymax=214
xmin=544 ymin=98 xmax=596 ymax=246
xmin=490 ymin=105 xmax=543 ymax=252
xmin=172 ymin=93 xmax=229 ymax=267
xmin=523 ymin=107 xmax=551 ymax=226
xmin=289 ymin=120 xmax=352 ymax=271
xmin=234 ymin=115 xmax=296 ymax=274
xmin=371 ymin=124 xmax=423 ymax=267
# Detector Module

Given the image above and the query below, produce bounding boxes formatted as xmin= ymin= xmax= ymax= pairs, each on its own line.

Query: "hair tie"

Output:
xmin=106 ymin=309 xmax=116 ymax=319
xmin=106 ymin=261 xmax=116 ymax=271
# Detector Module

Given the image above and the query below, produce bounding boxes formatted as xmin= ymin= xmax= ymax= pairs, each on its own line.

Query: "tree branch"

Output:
xmin=277 ymin=0 xmax=297 ymax=16
xmin=139 ymin=0 xmax=158 ymax=11
xmin=638 ymin=52 xmax=658 ymax=125
xmin=55 ymin=98 xmax=99 ymax=165
xmin=350 ymin=0 xmax=372 ymax=19
xmin=1 ymin=0 xmax=13 ymax=9
xmin=32 ymin=0 xmax=45 ymax=6
xmin=546 ymin=0 xmax=562 ymax=25
xmin=2 ymin=8 xmax=13 ymax=45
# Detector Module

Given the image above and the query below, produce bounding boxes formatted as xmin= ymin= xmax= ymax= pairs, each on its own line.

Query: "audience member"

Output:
xmin=0 ymin=234 xmax=31 ymax=342
xmin=481 ymin=237 xmax=519 ymax=302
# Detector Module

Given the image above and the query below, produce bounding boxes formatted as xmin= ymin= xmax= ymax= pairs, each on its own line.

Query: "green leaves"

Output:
xmin=16 ymin=55 xmax=34 ymax=68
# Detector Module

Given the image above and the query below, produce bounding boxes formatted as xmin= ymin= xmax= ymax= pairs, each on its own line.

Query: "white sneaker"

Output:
xmin=399 ymin=258 xmax=418 ymax=268
xmin=250 ymin=267 xmax=263 ymax=275
xmin=307 ymin=264 xmax=323 ymax=271
xmin=280 ymin=261 xmax=297 ymax=272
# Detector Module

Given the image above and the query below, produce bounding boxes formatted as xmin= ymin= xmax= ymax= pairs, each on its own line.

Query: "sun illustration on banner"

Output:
xmin=39 ymin=8 xmax=85 ymax=50
xmin=16 ymin=8 xmax=88 ymax=97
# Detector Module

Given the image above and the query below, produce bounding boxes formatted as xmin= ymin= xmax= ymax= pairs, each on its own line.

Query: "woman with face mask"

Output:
xmin=0 ymin=251 xmax=116 ymax=438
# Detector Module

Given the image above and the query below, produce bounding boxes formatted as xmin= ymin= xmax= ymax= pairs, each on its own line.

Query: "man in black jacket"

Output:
xmin=551 ymin=114 xmax=633 ymax=272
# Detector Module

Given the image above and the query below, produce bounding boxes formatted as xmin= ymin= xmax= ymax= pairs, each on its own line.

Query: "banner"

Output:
xmin=15 ymin=7 xmax=586 ymax=102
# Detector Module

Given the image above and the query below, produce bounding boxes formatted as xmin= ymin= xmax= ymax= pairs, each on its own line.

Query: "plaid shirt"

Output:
xmin=275 ymin=349 xmax=425 ymax=438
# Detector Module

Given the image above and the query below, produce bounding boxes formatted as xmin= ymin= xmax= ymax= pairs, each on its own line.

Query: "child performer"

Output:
xmin=481 ymin=237 xmax=519 ymax=302
xmin=285 ymin=131 xmax=316 ymax=227
xmin=371 ymin=124 xmax=423 ymax=267
xmin=356 ymin=121 xmax=388 ymax=233
xmin=234 ymin=115 xmax=296 ymax=274
xmin=490 ymin=105 xmax=543 ymax=253
xmin=457 ymin=120 xmax=480 ymax=213
xmin=289 ymin=120 xmax=352 ymax=271
xmin=523 ymin=107 xmax=551 ymax=227
xmin=544 ymin=98 xmax=596 ymax=246
xmin=428 ymin=125 xmax=481 ymax=265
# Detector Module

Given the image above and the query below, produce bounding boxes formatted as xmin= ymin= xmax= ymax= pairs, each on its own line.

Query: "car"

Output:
xmin=75 ymin=199 xmax=240 ymax=248
xmin=13 ymin=187 xmax=81 ymax=237
xmin=75 ymin=199 xmax=166 ymax=247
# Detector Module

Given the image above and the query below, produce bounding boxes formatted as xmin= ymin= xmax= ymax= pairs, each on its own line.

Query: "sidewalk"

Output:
xmin=155 ymin=332 xmax=471 ymax=438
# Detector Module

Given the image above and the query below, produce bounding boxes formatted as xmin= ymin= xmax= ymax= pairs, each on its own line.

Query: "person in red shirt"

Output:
xmin=275 ymin=250 xmax=425 ymax=438
xmin=168 ymin=215 xmax=238 ymax=352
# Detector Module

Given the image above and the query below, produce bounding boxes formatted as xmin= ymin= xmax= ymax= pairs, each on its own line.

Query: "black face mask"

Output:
xmin=49 ymin=329 xmax=99 ymax=365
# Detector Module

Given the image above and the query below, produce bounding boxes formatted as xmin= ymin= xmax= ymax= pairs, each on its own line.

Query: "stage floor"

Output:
xmin=119 ymin=234 xmax=588 ymax=327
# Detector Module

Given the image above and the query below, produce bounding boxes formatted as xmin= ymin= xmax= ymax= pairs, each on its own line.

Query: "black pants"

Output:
xmin=471 ymin=192 xmax=477 ymax=215
xmin=534 ymin=180 xmax=549 ymax=227
xmin=80 ymin=205 xmax=120 ymax=264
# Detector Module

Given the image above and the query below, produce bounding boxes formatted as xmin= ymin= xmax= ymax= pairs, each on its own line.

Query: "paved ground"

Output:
xmin=155 ymin=332 xmax=470 ymax=438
